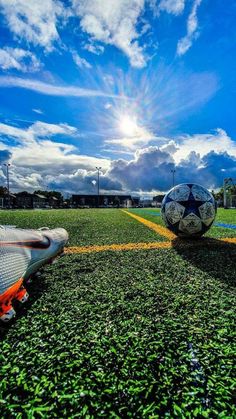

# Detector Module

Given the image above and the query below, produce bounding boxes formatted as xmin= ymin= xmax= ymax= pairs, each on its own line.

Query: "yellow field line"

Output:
xmin=64 ymin=210 xmax=236 ymax=255
xmin=122 ymin=210 xmax=176 ymax=240
xmin=65 ymin=237 xmax=236 ymax=254
xmin=122 ymin=210 xmax=236 ymax=245
xmin=221 ymin=237 xmax=236 ymax=244
xmin=65 ymin=241 xmax=171 ymax=254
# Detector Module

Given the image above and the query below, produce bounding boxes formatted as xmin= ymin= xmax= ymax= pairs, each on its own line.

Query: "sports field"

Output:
xmin=0 ymin=208 xmax=235 ymax=417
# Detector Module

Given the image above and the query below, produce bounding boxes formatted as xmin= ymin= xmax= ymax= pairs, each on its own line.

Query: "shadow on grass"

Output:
xmin=0 ymin=274 xmax=49 ymax=338
xmin=172 ymin=237 xmax=236 ymax=287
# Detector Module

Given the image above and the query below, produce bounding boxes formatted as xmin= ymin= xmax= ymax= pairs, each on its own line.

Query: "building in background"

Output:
xmin=0 ymin=191 xmax=62 ymax=209
xmin=15 ymin=191 xmax=33 ymax=209
xmin=71 ymin=194 xmax=139 ymax=208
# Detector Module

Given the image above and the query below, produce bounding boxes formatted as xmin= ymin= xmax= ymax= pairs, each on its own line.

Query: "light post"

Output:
xmin=96 ymin=166 xmax=102 ymax=208
xmin=4 ymin=163 xmax=10 ymax=208
xmin=171 ymin=168 xmax=176 ymax=187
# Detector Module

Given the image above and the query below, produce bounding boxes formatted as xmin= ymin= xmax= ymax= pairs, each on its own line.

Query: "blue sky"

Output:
xmin=0 ymin=0 xmax=235 ymax=195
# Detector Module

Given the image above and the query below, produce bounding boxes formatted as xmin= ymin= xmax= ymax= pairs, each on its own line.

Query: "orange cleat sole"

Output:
xmin=15 ymin=286 xmax=29 ymax=304
xmin=0 ymin=278 xmax=24 ymax=322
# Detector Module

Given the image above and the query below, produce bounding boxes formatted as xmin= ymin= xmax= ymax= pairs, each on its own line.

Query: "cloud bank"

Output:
xmin=0 ymin=121 xmax=235 ymax=195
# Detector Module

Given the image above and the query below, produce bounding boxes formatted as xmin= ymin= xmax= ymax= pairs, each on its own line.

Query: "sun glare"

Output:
xmin=119 ymin=115 xmax=138 ymax=137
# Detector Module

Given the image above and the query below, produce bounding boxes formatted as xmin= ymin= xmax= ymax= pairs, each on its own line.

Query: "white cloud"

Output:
xmin=0 ymin=47 xmax=40 ymax=72
xmin=0 ymin=121 xmax=78 ymax=145
xmin=0 ymin=76 xmax=124 ymax=98
xmin=0 ymin=0 xmax=66 ymax=51
xmin=0 ymin=121 xmax=110 ymax=192
xmin=177 ymin=0 xmax=202 ymax=56
xmin=148 ymin=0 xmax=185 ymax=16
xmin=71 ymin=49 xmax=92 ymax=69
xmin=0 ymin=0 xmax=204 ymax=69
xmin=72 ymin=0 xmax=148 ymax=68
xmin=174 ymin=128 xmax=236 ymax=162
xmin=12 ymin=141 xmax=108 ymax=174
xmin=83 ymin=43 xmax=104 ymax=55
xmin=28 ymin=121 xmax=78 ymax=139
xmin=32 ymin=108 xmax=44 ymax=115
xmin=157 ymin=0 xmax=185 ymax=15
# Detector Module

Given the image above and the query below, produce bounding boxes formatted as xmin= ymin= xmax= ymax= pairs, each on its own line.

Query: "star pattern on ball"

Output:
xmin=161 ymin=183 xmax=217 ymax=238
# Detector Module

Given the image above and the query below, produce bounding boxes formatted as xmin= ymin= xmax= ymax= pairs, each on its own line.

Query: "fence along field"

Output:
xmin=0 ymin=208 xmax=235 ymax=417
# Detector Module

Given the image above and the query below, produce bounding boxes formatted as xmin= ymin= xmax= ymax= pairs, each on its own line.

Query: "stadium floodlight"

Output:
xmin=96 ymin=166 xmax=102 ymax=208
xmin=3 ymin=163 xmax=10 ymax=209
xmin=171 ymin=167 xmax=176 ymax=187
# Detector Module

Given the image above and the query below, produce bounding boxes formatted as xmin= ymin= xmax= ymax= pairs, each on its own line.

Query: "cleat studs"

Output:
xmin=18 ymin=291 xmax=29 ymax=304
xmin=0 ymin=306 xmax=16 ymax=322
xmin=15 ymin=287 xmax=29 ymax=304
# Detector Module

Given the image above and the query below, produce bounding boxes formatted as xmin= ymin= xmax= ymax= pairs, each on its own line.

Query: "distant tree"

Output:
xmin=16 ymin=191 xmax=32 ymax=196
xmin=49 ymin=191 xmax=63 ymax=202
xmin=0 ymin=186 xmax=7 ymax=197
xmin=230 ymin=185 xmax=236 ymax=195
xmin=214 ymin=188 xmax=223 ymax=202
xmin=214 ymin=184 xmax=236 ymax=202
xmin=113 ymin=196 xmax=120 ymax=208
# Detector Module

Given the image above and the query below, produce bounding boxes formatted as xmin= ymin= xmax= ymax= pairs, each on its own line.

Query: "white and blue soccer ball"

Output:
xmin=161 ymin=183 xmax=217 ymax=238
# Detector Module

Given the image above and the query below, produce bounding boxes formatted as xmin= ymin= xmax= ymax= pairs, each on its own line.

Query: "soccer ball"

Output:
xmin=161 ymin=183 xmax=217 ymax=238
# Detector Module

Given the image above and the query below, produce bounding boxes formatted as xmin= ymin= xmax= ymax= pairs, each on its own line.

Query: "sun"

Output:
xmin=119 ymin=115 xmax=138 ymax=137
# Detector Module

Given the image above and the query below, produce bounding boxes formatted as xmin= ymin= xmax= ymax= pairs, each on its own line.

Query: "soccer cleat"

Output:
xmin=15 ymin=286 xmax=29 ymax=304
xmin=0 ymin=226 xmax=69 ymax=322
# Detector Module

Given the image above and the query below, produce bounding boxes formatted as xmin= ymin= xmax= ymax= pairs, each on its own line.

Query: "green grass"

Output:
xmin=128 ymin=208 xmax=236 ymax=239
xmin=0 ymin=209 xmax=235 ymax=418
xmin=0 ymin=209 xmax=165 ymax=246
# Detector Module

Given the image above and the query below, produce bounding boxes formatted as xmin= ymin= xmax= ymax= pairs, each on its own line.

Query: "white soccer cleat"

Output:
xmin=0 ymin=226 xmax=69 ymax=322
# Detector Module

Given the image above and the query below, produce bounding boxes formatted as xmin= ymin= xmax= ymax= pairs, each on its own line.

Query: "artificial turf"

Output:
xmin=129 ymin=208 xmax=236 ymax=239
xmin=0 ymin=209 xmax=235 ymax=418
xmin=0 ymin=209 xmax=165 ymax=246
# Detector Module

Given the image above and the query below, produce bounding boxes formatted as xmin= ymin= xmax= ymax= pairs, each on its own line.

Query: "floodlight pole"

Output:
xmin=223 ymin=178 xmax=228 ymax=209
xmin=96 ymin=166 xmax=102 ymax=208
xmin=4 ymin=163 xmax=10 ymax=209
xmin=171 ymin=168 xmax=176 ymax=187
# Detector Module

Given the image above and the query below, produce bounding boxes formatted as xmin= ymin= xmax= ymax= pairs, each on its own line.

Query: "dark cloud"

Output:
xmin=2 ymin=141 xmax=236 ymax=195
xmin=49 ymin=169 xmax=123 ymax=194
xmin=107 ymin=147 xmax=174 ymax=191
xmin=107 ymin=147 xmax=236 ymax=192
